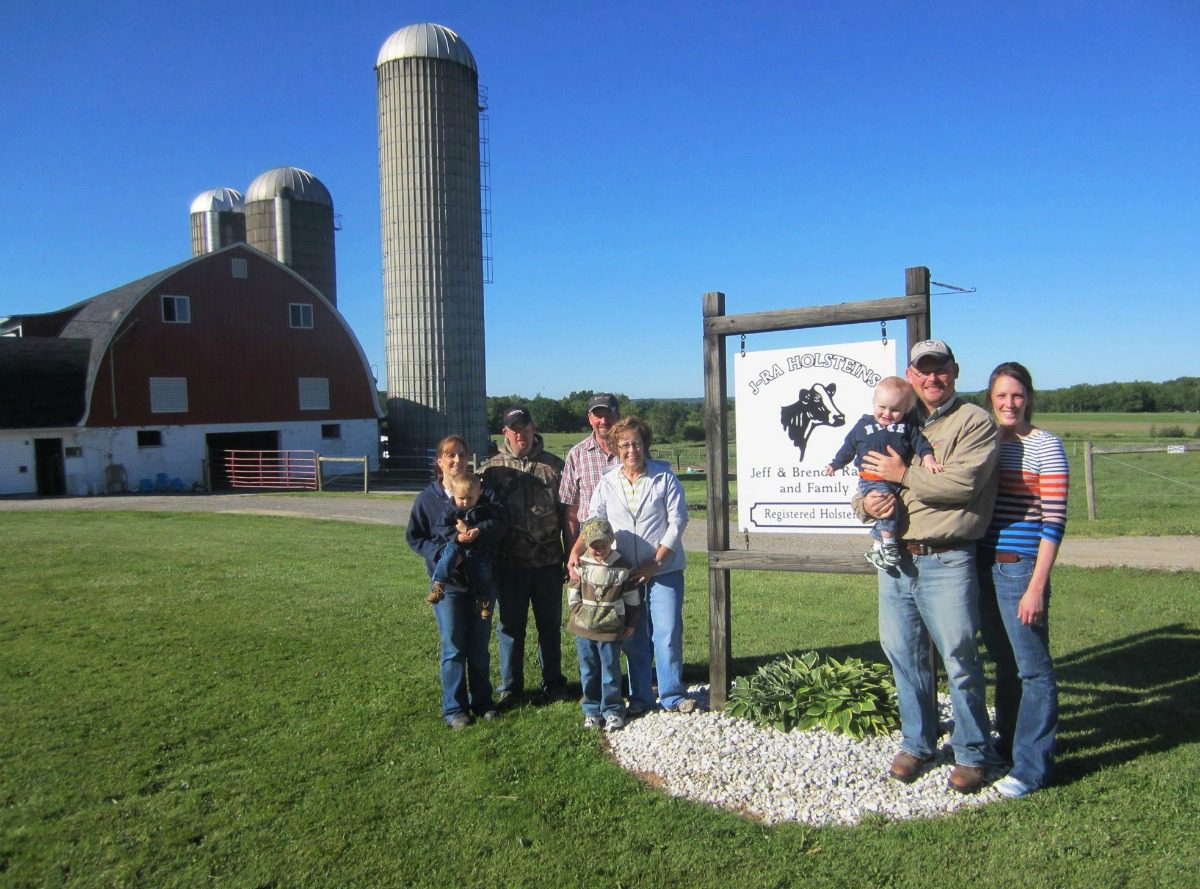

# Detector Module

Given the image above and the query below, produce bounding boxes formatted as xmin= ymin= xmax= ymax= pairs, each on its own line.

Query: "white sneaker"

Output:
xmin=582 ymin=715 xmax=602 ymax=730
xmin=994 ymin=774 xmax=1035 ymax=798
xmin=675 ymin=698 xmax=697 ymax=714
xmin=604 ymin=714 xmax=626 ymax=732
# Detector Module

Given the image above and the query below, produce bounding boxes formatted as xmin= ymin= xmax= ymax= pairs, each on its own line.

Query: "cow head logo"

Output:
xmin=780 ymin=382 xmax=846 ymax=461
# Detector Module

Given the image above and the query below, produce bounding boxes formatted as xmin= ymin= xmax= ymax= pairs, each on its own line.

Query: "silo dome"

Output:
xmin=190 ymin=187 xmax=244 ymax=214
xmin=190 ymin=187 xmax=246 ymax=256
xmin=245 ymin=166 xmax=332 ymax=206
xmin=376 ymin=22 xmax=477 ymax=72
xmin=244 ymin=166 xmax=337 ymax=304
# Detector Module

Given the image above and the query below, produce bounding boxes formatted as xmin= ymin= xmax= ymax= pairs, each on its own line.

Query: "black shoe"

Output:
xmin=495 ymin=691 xmax=520 ymax=712
xmin=536 ymin=686 xmax=572 ymax=705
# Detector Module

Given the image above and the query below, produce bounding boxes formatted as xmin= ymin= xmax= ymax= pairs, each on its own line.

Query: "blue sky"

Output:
xmin=3 ymin=1 xmax=1196 ymax=397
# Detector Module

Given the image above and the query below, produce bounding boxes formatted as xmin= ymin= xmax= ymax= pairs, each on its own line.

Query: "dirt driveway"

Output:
xmin=3 ymin=492 xmax=1196 ymax=572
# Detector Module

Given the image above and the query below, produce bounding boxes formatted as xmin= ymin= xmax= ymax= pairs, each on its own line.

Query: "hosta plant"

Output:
xmin=725 ymin=650 xmax=899 ymax=739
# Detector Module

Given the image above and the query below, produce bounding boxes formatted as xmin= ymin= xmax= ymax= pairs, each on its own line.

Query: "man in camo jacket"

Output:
xmin=481 ymin=406 xmax=568 ymax=708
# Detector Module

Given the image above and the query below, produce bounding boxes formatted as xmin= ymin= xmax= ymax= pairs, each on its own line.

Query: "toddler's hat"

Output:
xmin=580 ymin=516 xmax=615 ymax=548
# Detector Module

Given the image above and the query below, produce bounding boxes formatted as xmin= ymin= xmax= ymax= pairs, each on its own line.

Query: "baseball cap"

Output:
xmin=580 ymin=516 xmax=615 ymax=548
xmin=502 ymin=406 xmax=532 ymax=428
xmin=909 ymin=339 xmax=956 ymax=365
xmin=587 ymin=393 xmax=619 ymax=414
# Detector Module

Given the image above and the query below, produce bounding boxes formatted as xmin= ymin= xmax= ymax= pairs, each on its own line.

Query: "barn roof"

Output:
xmin=0 ymin=336 xmax=90 ymax=428
xmin=1 ymin=244 xmax=382 ymax=430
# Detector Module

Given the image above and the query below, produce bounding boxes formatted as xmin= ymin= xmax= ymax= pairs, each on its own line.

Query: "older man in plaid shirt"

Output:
xmin=559 ymin=394 xmax=621 ymax=553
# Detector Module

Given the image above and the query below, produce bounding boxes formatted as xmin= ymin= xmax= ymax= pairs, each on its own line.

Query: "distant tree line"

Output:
xmin=960 ymin=377 xmax=1200 ymax=414
xmin=376 ymin=378 xmax=1198 ymax=442
xmin=486 ymin=392 xmax=712 ymax=442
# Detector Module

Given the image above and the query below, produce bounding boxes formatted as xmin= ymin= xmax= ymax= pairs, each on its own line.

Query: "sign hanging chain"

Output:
xmin=880 ymin=320 xmax=888 ymax=346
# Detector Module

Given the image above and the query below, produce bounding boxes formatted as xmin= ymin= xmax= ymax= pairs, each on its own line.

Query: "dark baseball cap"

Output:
xmin=587 ymin=393 xmax=619 ymax=414
xmin=502 ymin=406 xmax=532 ymax=429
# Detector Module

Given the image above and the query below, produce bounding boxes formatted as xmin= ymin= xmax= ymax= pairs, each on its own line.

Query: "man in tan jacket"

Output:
xmin=856 ymin=339 xmax=999 ymax=793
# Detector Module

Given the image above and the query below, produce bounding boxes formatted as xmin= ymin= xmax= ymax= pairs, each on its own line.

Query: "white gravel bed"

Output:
xmin=606 ymin=685 xmax=1006 ymax=826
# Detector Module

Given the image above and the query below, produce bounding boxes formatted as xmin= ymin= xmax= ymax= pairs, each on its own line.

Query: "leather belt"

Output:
xmin=903 ymin=541 xmax=967 ymax=556
xmin=979 ymin=549 xmax=1021 ymax=564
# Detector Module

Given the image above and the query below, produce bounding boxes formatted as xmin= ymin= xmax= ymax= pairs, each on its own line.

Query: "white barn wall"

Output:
xmin=0 ymin=421 xmax=379 ymax=496
xmin=0 ymin=435 xmax=38 ymax=495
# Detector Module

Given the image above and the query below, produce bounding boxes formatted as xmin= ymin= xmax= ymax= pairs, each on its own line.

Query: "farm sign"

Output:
xmin=734 ymin=339 xmax=896 ymax=534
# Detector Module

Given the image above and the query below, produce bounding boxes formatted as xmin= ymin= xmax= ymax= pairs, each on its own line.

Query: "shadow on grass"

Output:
xmin=687 ymin=624 xmax=1200 ymax=788
xmin=1053 ymin=622 xmax=1200 ymax=785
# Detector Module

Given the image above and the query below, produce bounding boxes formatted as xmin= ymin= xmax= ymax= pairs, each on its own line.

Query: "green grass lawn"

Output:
xmin=1037 ymin=411 xmax=1200 ymax=441
xmin=2 ymin=512 xmax=1197 ymax=887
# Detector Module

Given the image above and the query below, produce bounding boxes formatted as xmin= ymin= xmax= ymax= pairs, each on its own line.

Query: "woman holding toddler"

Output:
xmin=406 ymin=435 xmax=506 ymax=730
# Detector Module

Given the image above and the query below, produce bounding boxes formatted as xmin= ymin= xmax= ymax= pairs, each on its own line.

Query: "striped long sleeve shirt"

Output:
xmin=983 ymin=428 xmax=1069 ymax=556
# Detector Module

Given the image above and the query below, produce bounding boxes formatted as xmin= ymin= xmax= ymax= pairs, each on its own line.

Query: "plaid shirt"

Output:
xmin=559 ymin=433 xmax=619 ymax=523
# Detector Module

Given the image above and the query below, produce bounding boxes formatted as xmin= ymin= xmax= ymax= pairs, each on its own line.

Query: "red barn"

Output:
xmin=1 ymin=244 xmax=382 ymax=495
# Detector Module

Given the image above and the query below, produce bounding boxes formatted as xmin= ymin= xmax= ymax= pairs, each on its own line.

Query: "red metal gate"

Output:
xmin=224 ymin=450 xmax=318 ymax=490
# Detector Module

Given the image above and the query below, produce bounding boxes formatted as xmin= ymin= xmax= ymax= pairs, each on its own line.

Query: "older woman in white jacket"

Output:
xmin=568 ymin=416 xmax=692 ymax=714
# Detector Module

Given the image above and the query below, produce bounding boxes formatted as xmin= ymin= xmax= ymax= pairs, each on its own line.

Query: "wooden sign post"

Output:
xmin=702 ymin=266 xmax=932 ymax=708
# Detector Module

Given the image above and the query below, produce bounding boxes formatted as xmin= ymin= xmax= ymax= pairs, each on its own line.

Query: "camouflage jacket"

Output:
xmin=480 ymin=435 xmax=566 ymax=569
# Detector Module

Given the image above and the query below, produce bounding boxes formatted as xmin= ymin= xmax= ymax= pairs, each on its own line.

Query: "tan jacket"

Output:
xmin=854 ymin=397 xmax=999 ymax=543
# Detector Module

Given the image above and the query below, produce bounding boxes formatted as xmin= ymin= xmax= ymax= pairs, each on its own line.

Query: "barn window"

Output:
xmin=298 ymin=377 xmax=330 ymax=411
xmin=321 ymin=423 xmax=341 ymax=439
xmin=289 ymin=303 xmax=314 ymax=329
xmin=231 ymin=258 xmax=248 ymax=279
xmin=162 ymin=295 xmax=190 ymax=323
xmin=64 ymin=446 xmax=83 ymax=458
xmin=137 ymin=430 xmax=163 ymax=447
xmin=149 ymin=377 xmax=188 ymax=413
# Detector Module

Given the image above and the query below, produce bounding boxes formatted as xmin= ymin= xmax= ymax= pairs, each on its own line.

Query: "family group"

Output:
xmin=408 ymin=340 xmax=1069 ymax=802
xmin=833 ymin=341 xmax=1067 ymax=798
xmin=405 ymin=395 xmax=693 ymax=736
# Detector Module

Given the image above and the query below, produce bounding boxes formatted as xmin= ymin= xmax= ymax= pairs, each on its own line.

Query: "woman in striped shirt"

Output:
xmin=978 ymin=362 xmax=1069 ymax=798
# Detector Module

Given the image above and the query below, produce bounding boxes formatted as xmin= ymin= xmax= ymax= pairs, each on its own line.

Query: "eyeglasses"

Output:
xmin=616 ymin=440 xmax=643 ymax=451
xmin=911 ymin=363 xmax=953 ymax=380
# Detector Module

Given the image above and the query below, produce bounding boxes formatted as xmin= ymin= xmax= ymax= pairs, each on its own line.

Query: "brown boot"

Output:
xmin=888 ymin=751 xmax=932 ymax=783
xmin=426 ymin=581 xmax=445 ymax=604
xmin=949 ymin=763 xmax=986 ymax=794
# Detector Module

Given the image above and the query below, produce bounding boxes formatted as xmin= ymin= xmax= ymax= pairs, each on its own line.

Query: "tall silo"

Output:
xmin=244 ymin=166 xmax=338 ymax=306
xmin=376 ymin=22 xmax=487 ymax=456
xmin=190 ymin=187 xmax=246 ymax=256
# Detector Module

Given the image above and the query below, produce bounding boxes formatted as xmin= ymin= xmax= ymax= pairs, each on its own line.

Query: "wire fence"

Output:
xmin=1080 ymin=441 xmax=1199 ymax=526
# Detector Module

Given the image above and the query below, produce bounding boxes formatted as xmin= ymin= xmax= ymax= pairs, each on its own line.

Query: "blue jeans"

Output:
xmin=432 ymin=588 xmax=494 ymax=723
xmin=858 ymin=477 xmax=902 ymax=539
xmin=877 ymin=545 xmax=994 ymax=766
xmin=576 ymin=636 xmax=625 ymax=718
xmin=623 ymin=570 xmax=686 ymax=710
xmin=496 ymin=564 xmax=566 ymax=696
xmin=978 ymin=552 xmax=1058 ymax=788
xmin=432 ymin=541 xmax=499 ymax=604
